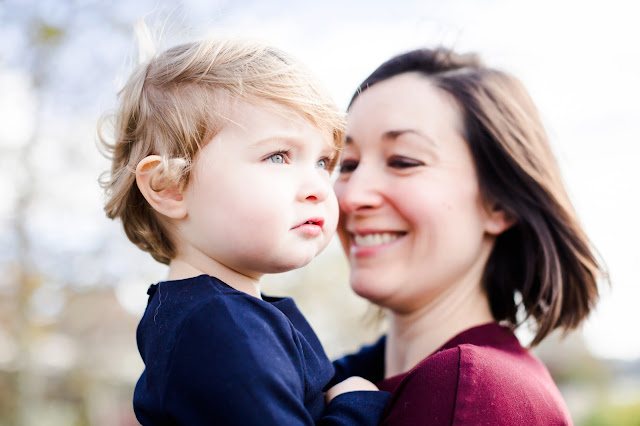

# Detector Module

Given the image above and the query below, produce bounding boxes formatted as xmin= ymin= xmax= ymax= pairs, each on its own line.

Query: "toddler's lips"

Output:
xmin=293 ymin=218 xmax=324 ymax=229
xmin=292 ymin=218 xmax=324 ymax=237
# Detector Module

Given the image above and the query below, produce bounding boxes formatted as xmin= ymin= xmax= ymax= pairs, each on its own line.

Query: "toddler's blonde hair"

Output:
xmin=99 ymin=34 xmax=345 ymax=264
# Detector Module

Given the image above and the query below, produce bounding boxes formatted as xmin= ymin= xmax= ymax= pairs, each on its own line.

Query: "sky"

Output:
xmin=1 ymin=0 xmax=639 ymax=360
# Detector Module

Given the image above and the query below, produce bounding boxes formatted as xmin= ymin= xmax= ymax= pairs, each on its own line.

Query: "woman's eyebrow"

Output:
xmin=345 ymin=129 xmax=437 ymax=148
xmin=383 ymin=129 xmax=436 ymax=147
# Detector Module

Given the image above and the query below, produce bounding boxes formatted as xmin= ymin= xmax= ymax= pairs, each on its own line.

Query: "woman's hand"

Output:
xmin=325 ymin=376 xmax=379 ymax=403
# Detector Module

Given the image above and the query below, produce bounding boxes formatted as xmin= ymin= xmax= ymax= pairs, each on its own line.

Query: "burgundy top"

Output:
xmin=333 ymin=323 xmax=572 ymax=425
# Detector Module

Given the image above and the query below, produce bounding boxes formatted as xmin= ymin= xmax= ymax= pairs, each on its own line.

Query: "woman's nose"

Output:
xmin=334 ymin=164 xmax=383 ymax=213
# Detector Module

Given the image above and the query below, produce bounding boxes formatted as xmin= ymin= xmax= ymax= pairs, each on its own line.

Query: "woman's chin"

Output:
xmin=350 ymin=277 xmax=392 ymax=307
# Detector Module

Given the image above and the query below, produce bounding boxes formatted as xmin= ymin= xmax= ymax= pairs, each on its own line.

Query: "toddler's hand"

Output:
xmin=325 ymin=376 xmax=379 ymax=403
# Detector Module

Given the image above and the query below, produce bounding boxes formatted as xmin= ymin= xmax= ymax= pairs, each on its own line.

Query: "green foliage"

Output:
xmin=33 ymin=21 xmax=65 ymax=46
xmin=582 ymin=399 xmax=640 ymax=426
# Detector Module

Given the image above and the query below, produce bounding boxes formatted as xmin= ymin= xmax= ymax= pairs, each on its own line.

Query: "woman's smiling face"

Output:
xmin=334 ymin=72 xmax=505 ymax=313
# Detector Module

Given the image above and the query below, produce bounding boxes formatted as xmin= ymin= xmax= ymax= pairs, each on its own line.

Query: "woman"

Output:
xmin=331 ymin=48 xmax=603 ymax=424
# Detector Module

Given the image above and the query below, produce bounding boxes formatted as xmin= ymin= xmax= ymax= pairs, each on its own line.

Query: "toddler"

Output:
xmin=100 ymin=34 xmax=389 ymax=425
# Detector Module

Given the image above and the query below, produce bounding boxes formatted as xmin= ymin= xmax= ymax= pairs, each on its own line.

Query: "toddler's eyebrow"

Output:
xmin=251 ymin=135 xmax=305 ymax=148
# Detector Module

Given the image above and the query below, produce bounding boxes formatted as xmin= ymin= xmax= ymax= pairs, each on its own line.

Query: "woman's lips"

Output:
xmin=353 ymin=232 xmax=404 ymax=246
xmin=349 ymin=231 xmax=407 ymax=256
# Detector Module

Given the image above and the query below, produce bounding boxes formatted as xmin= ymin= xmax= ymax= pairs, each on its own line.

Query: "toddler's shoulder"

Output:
xmin=165 ymin=278 xmax=308 ymax=382
xmin=141 ymin=275 xmax=298 ymax=357
xmin=178 ymin=281 xmax=295 ymax=344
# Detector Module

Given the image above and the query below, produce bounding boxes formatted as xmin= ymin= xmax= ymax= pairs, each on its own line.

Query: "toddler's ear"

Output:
xmin=136 ymin=155 xmax=187 ymax=220
xmin=484 ymin=202 xmax=516 ymax=236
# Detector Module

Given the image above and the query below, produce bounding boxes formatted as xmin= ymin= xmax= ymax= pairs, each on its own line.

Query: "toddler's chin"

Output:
xmin=268 ymin=254 xmax=317 ymax=274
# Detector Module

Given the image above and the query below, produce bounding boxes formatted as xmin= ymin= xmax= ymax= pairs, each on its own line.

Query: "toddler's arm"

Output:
xmin=319 ymin=377 xmax=390 ymax=426
xmin=325 ymin=376 xmax=379 ymax=403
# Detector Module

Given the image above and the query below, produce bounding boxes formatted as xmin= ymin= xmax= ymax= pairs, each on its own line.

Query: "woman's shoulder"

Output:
xmin=452 ymin=342 xmax=572 ymax=424
xmin=380 ymin=323 xmax=526 ymax=393
xmin=428 ymin=323 xmax=558 ymax=394
xmin=453 ymin=339 xmax=556 ymax=396
xmin=380 ymin=324 xmax=572 ymax=425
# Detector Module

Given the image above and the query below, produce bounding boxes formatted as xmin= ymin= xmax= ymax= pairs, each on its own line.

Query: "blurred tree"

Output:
xmin=0 ymin=1 xmax=144 ymax=424
xmin=10 ymin=11 xmax=69 ymax=426
xmin=583 ymin=399 xmax=640 ymax=426
xmin=0 ymin=2 xmax=204 ymax=423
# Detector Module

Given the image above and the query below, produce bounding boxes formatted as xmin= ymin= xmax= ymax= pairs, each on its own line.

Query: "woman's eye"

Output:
xmin=388 ymin=156 xmax=424 ymax=169
xmin=267 ymin=152 xmax=288 ymax=164
xmin=338 ymin=159 xmax=359 ymax=174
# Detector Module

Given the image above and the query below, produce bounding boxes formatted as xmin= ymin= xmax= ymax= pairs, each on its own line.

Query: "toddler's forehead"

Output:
xmin=220 ymin=99 xmax=336 ymax=142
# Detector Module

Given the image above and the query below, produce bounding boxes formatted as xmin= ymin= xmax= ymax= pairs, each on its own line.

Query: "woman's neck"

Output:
xmin=384 ymin=278 xmax=494 ymax=378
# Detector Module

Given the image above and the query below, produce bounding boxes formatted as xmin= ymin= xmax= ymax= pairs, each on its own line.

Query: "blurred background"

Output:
xmin=1 ymin=0 xmax=638 ymax=424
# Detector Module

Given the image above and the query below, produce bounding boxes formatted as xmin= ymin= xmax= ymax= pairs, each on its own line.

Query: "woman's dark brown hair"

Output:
xmin=350 ymin=48 xmax=605 ymax=345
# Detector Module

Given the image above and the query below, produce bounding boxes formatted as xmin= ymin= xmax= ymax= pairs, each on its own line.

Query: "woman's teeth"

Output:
xmin=354 ymin=232 xmax=402 ymax=247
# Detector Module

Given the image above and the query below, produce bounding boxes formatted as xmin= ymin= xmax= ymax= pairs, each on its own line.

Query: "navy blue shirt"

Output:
xmin=134 ymin=275 xmax=389 ymax=425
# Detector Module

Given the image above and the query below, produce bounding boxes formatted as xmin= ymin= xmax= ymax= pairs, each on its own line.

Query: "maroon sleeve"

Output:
xmin=380 ymin=348 xmax=461 ymax=426
xmin=453 ymin=345 xmax=572 ymax=425
xmin=378 ymin=332 xmax=571 ymax=425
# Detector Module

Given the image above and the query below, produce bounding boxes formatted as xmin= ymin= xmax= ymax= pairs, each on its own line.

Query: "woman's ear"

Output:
xmin=484 ymin=202 xmax=516 ymax=236
xmin=136 ymin=155 xmax=187 ymax=220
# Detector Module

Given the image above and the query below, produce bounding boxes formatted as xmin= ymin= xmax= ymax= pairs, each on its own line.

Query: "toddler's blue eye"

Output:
xmin=268 ymin=153 xmax=286 ymax=164
xmin=316 ymin=158 xmax=328 ymax=169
